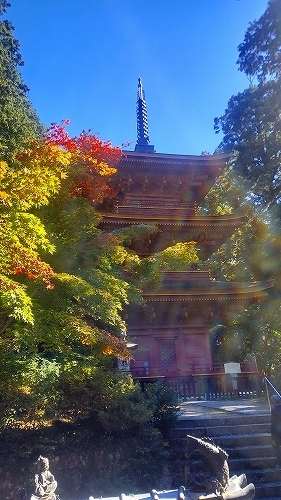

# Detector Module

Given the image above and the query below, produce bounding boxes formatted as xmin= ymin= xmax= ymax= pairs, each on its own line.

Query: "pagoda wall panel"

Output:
xmin=129 ymin=326 xmax=212 ymax=378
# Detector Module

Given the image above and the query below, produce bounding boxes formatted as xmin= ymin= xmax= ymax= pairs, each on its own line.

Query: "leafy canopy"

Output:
xmin=0 ymin=121 xmax=122 ymax=331
xmin=214 ymin=82 xmax=281 ymax=209
xmin=211 ymin=0 xmax=281 ymax=375
xmin=237 ymin=0 xmax=281 ymax=83
xmin=0 ymin=1 xmax=44 ymax=160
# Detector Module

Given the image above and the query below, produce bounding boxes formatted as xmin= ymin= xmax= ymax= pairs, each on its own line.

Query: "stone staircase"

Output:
xmin=169 ymin=412 xmax=281 ymax=499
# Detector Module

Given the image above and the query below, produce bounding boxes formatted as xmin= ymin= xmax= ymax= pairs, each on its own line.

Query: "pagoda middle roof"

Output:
xmin=100 ymin=212 xmax=248 ymax=227
xmin=100 ymin=212 xmax=248 ymax=260
xmin=143 ymin=279 xmax=274 ymax=301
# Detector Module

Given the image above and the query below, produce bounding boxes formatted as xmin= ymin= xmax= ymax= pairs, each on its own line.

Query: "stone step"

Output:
xmin=175 ymin=414 xmax=270 ymax=428
xmin=170 ymin=412 xmax=281 ymax=499
xmin=227 ymin=444 xmax=274 ymax=460
xmin=252 ymin=481 xmax=281 ymax=498
xmin=228 ymin=455 xmax=279 ymax=477
xmin=230 ymin=465 xmax=280 ymax=483
xmin=171 ymin=423 xmax=270 ymax=439
xmin=178 ymin=457 xmax=276 ymax=485
xmin=171 ymin=433 xmax=272 ymax=450
xmin=175 ymin=456 xmax=277 ymax=475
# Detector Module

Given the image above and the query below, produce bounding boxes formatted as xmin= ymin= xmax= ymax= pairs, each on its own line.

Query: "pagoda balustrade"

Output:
xmin=115 ymin=194 xmax=196 ymax=216
xmin=130 ymin=361 xmax=263 ymax=400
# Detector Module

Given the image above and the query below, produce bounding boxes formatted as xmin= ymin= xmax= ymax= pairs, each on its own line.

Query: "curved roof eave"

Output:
xmin=143 ymin=280 xmax=274 ymax=301
xmin=121 ymin=150 xmax=232 ymax=164
xmin=100 ymin=212 xmax=248 ymax=226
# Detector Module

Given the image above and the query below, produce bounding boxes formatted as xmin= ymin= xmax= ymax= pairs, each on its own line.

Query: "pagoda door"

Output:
xmin=157 ymin=338 xmax=177 ymax=375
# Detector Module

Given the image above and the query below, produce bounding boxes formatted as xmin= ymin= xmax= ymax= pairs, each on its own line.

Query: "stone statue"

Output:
xmin=30 ymin=456 xmax=58 ymax=500
xmin=185 ymin=435 xmax=229 ymax=494
xmin=184 ymin=435 xmax=255 ymax=499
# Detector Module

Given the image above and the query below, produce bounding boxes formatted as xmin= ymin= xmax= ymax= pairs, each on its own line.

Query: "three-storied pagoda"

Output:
xmin=100 ymin=79 xmax=272 ymax=397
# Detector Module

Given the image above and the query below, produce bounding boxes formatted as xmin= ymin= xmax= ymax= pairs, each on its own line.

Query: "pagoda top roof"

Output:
xmin=121 ymin=150 xmax=231 ymax=167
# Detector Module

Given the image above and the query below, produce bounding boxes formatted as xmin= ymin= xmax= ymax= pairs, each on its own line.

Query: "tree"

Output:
xmin=0 ymin=120 xmax=137 ymax=424
xmin=0 ymin=0 xmax=57 ymax=328
xmin=214 ymin=81 xmax=281 ymax=210
xmin=237 ymin=0 xmax=281 ymax=83
xmin=0 ymin=117 xmax=193 ymax=426
xmin=215 ymin=1 xmax=281 ymax=212
xmin=199 ymin=167 xmax=281 ymax=369
xmin=0 ymin=1 xmax=44 ymax=160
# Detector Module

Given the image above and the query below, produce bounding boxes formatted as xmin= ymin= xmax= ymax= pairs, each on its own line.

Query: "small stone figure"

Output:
xmin=30 ymin=456 xmax=58 ymax=500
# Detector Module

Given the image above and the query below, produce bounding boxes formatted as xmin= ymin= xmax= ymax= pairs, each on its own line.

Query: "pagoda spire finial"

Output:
xmin=135 ymin=78 xmax=155 ymax=153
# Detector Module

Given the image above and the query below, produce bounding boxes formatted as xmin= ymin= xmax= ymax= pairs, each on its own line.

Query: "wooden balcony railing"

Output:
xmin=117 ymin=203 xmax=196 ymax=216
xmin=130 ymin=361 xmax=264 ymax=400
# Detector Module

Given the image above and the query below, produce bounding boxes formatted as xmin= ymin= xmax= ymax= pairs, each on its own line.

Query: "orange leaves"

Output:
xmin=10 ymin=252 xmax=54 ymax=287
xmin=44 ymin=121 xmax=121 ymax=204
xmin=46 ymin=120 xmax=122 ymax=165
xmin=14 ymin=267 xmax=24 ymax=275
xmin=99 ymin=330 xmax=130 ymax=360
xmin=2 ymin=121 xmax=121 ymax=290
xmin=12 ymin=121 xmax=121 ymax=208
xmin=102 ymin=346 xmax=114 ymax=355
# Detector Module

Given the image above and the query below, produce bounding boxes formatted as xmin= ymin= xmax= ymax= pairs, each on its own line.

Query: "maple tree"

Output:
xmin=0 ymin=106 xmax=197 ymax=427
xmin=0 ymin=121 xmax=121 ymax=318
xmin=0 ymin=128 xmax=200 ymax=426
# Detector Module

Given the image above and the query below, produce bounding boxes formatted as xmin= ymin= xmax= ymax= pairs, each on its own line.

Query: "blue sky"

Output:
xmin=8 ymin=0 xmax=268 ymax=155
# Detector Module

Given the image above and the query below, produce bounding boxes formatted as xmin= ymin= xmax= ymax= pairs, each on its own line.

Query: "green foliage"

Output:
xmin=0 ymin=341 xmax=61 ymax=427
xmin=0 ymin=5 xmax=44 ymax=160
xmin=152 ymin=242 xmax=198 ymax=271
xmin=211 ymin=0 xmax=281 ymax=374
xmin=0 ymin=1 xmax=11 ymax=16
xmin=89 ymin=374 xmax=153 ymax=432
xmin=0 ymin=3 xmax=55 ymax=330
xmin=200 ymin=168 xmax=251 ymax=216
xmin=202 ymin=170 xmax=281 ymax=367
xmin=214 ymin=82 xmax=281 ymax=209
xmin=139 ymin=242 xmax=199 ymax=287
xmin=215 ymin=1 xmax=281 ymax=209
xmin=143 ymin=383 xmax=179 ymax=439
xmin=237 ymin=0 xmax=281 ymax=83
xmin=113 ymin=222 xmax=159 ymax=246
xmin=211 ymin=296 xmax=281 ymax=378
xmin=0 ymin=275 xmax=34 ymax=328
